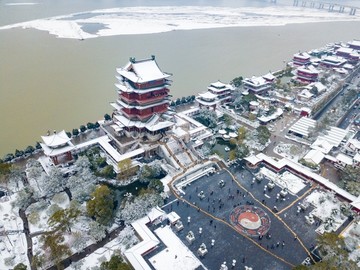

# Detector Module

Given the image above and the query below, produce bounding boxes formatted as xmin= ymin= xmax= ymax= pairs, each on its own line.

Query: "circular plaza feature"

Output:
xmin=230 ymin=205 xmax=271 ymax=237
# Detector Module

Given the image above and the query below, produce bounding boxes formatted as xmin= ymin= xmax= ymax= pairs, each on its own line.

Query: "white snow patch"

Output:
xmin=1 ymin=6 xmax=360 ymax=39
xmin=259 ymin=167 xmax=307 ymax=194
xmin=150 ymin=225 xmax=205 ymax=270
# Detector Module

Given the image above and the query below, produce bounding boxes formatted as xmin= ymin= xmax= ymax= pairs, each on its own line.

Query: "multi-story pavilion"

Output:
xmin=111 ymin=56 xmax=174 ymax=140
xmin=242 ymin=76 xmax=272 ymax=94
xmin=296 ymin=65 xmax=319 ymax=84
xmin=207 ymin=81 xmax=234 ymax=103
xmin=293 ymin=52 xmax=311 ymax=66
xmin=320 ymin=55 xmax=347 ymax=68
xmin=40 ymin=130 xmax=74 ymax=165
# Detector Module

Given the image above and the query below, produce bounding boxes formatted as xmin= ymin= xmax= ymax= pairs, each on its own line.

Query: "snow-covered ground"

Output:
xmin=273 ymin=143 xmax=307 ymax=162
xmin=304 ymin=190 xmax=348 ymax=234
xmin=259 ymin=167 xmax=307 ymax=195
xmin=1 ymin=6 xmax=360 ymax=39
xmin=0 ymin=195 xmax=29 ymax=269
xmin=66 ymin=225 xmax=139 ymax=270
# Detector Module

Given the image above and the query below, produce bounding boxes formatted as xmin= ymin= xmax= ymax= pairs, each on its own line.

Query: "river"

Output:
xmin=1 ymin=0 xmax=360 ymax=156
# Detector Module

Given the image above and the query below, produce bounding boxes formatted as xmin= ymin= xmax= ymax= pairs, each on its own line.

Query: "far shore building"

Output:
xmin=348 ymin=40 xmax=360 ymax=51
xmin=320 ymin=55 xmax=347 ymax=69
xmin=335 ymin=47 xmax=360 ymax=64
xmin=40 ymin=130 xmax=74 ymax=165
xmin=111 ymin=56 xmax=174 ymax=141
xmin=242 ymin=76 xmax=272 ymax=94
xmin=196 ymin=81 xmax=234 ymax=110
xmin=296 ymin=65 xmax=319 ymax=84
xmin=293 ymin=52 xmax=311 ymax=66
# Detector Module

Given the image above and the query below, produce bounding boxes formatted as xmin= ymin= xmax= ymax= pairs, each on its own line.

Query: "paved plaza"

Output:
xmin=160 ymin=166 xmax=333 ymax=270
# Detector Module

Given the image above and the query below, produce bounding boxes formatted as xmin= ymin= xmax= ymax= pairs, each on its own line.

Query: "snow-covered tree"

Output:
xmin=88 ymin=221 xmax=106 ymax=242
xmin=42 ymin=167 xmax=67 ymax=197
xmin=71 ymin=231 xmax=89 ymax=251
xmin=13 ymin=187 xmax=35 ymax=209
xmin=67 ymin=175 xmax=96 ymax=203
xmin=194 ymin=109 xmax=218 ymax=128
xmin=117 ymin=190 xmax=163 ymax=224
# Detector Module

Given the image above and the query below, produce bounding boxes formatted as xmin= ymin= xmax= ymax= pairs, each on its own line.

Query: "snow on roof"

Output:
xmin=40 ymin=142 xmax=75 ymax=157
xmin=312 ymin=82 xmax=326 ymax=93
xmin=343 ymin=63 xmax=355 ymax=70
xmin=311 ymin=139 xmax=333 ymax=154
xmin=348 ymin=40 xmax=360 ymax=47
xmin=254 ymin=153 xmax=357 ymax=203
xmin=288 ymin=117 xmax=316 ymax=137
xmin=41 ymin=130 xmax=71 ymax=148
xmin=210 ymin=80 xmax=227 ymax=88
xmin=244 ymin=155 xmax=262 ymax=165
xmin=317 ymin=126 xmax=348 ymax=147
xmin=304 ymin=149 xmax=325 ymax=165
xmin=114 ymin=114 xmax=174 ymax=132
xmin=150 ymin=225 xmax=203 ymax=270
xmin=322 ymin=55 xmax=347 ymax=64
xmin=117 ymin=58 xmax=171 ymax=83
xmin=250 ymin=101 xmax=259 ymax=106
xmin=336 ymin=153 xmax=353 ymax=165
xmin=218 ymin=129 xmax=227 ymax=135
xmin=348 ymin=138 xmax=360 ymax=149
xmin=294 ymin=52 xmax=310 ymax=59
xmin=167 ymin=211 xmax=180 ymax=224
xmin=198 ymin=91 xmax=217 ymax=100
xmin=147 ymin=206 xmax=166 ymax=223
xmin=125 ymin=214 xmax=160 ymax=270
xmin=262 ymin=72 xmax=276 ymax=81
xmin=350 ymin=196 xmax=360 ymax=209
xmin=297 ymin=65 xmax=319 ymax=74
xmin=229 ymin=132 xmax=237 ymax=138
xmin=334 ymin=68 xmax=348 ymax=74
xmin=243 ymin=76 xmax=267 ymax=86
xmin=337 ymin=47 xmax=355 ymax=54
xmin=353 ymin=153 xmax=360 ymax=162
xmin=298 ymin=89 xmax=313 ymax=99
xmin=257 ymin=108 xmax=283 ymax=123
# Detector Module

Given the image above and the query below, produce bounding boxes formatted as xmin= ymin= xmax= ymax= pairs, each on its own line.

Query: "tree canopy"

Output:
xmin=87 ymin=185 xmax=114 ymax=225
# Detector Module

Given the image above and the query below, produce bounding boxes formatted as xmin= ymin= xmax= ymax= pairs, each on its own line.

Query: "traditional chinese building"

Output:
xmin=320 ymin=55 xmax=347 ymax=68
xmin=111 ymin=56 xmax=174 ymax=140
xmin=293 ymin=52 xmax=311 ymax=66
xmin=196 ymin=91 xmax=218 ymax=110
xmin=296 ymin=65 xmax=319 ymax=84
xmin=40 ymin=130 xmax=74 ymax=165
xmin=207 ymin=81 xmax=234 ymax=103
xmin=242 ymin=76 xmax=272 ymax=94
xmin=347 ymin=40 xmax=360 ymax=51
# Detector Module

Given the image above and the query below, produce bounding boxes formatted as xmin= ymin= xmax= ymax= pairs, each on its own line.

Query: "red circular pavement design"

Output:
xmin=230 ymin=205 xmax=271 ymax=237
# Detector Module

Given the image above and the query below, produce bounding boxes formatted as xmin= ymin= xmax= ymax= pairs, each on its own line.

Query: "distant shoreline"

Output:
xmin=1 ymin=5 xmax=360 ymax=39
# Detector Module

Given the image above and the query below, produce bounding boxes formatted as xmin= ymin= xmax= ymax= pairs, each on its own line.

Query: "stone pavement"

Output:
xmin=163 ymin=167 xmax=318 ymax=270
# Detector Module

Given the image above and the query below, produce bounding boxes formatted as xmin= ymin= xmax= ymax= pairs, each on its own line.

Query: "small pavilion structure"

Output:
xmin=40 ymin=130 xmax=74 ymax=165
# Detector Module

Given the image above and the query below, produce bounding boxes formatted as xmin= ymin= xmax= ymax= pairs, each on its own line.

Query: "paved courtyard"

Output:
xmin=160 ymin=166 xmax=324 ymax=270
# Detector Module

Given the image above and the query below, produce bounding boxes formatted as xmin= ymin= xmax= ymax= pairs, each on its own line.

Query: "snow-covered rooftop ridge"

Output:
xmin=198 ymin=91 xmax=218 ymax=100
xmin=310 ymin=138 xmax=333 ymax=154
xmin=125 ymin=214 xmax=160 ymax=270
xmin=297 ymin=64 xmax=319 ymax=74
xmin=41 ymin=130 xmax=71 ymax=147
xmin=335 ymin=153 xmax=353 ymax=165
xmin=117 ymin=57 xmax=171 ymax=83
xmin=303 ymin=149 xmax=325 ymax=165
xmin=243 ymin=76 xmax=267 ymax=86
xmin=293 ymin=52 xmax=310 ymax=59
xmin=288 ymin=117 xmax=316 ymax=137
